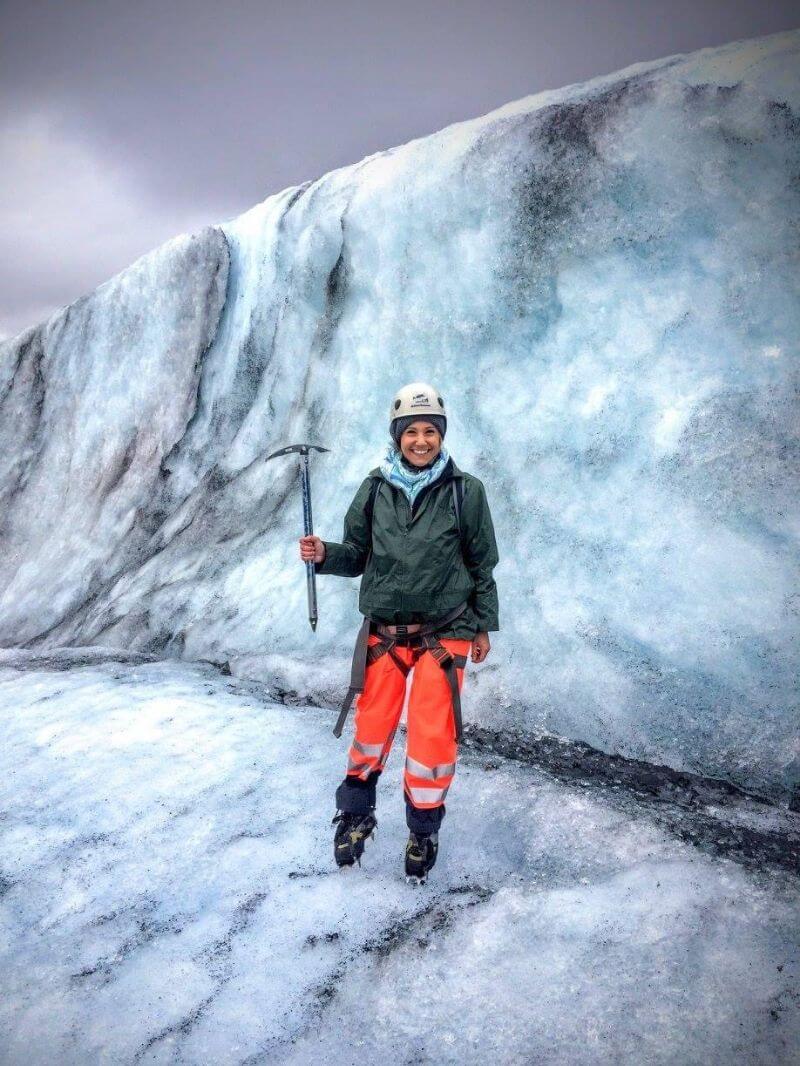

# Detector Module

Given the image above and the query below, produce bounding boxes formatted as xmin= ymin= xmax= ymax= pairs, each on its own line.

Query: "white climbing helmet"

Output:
xmin=389 ymin=381 xmax=447 ymax=426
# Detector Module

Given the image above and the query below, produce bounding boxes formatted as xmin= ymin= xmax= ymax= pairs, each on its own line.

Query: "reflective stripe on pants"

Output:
xmin=406 ymin=784 xmax=451 ymax=805
xmin=405 ymin=755 xmax=456 ymax=780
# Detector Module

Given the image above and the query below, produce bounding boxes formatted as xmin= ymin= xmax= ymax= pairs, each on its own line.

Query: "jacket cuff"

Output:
xmin=314 ymin=541 xmax=350 ymax=576
xmin=314 ymin=541 xmax=330 ymax=574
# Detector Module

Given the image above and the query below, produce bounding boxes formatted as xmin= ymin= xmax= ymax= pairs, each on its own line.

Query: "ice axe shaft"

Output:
xmin=265 ymin=443 xmax=330 ymax=631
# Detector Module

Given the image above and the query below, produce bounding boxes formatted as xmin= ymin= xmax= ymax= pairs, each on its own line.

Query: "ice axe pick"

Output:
xmin=265 ymin=443 xmax=330 ymax=631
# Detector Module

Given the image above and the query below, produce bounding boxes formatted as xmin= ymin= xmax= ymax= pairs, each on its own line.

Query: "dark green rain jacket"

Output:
xmin=315 ymin=457 xmax=499 ymax=640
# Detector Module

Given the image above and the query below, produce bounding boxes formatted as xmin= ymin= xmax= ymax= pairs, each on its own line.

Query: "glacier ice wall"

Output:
xmin=1 ymin=31 xmax=798 ymax=801
xmin=0 ymin=230 xmax=229 ymax=643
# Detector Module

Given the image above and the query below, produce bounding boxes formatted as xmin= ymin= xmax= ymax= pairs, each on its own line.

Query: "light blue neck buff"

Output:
xmin=380 ymin=443 xmax=450 ymax=506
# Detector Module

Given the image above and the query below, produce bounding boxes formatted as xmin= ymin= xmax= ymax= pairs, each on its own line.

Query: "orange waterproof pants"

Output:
xmin=343 ymin=633 xmax=472 ymax=823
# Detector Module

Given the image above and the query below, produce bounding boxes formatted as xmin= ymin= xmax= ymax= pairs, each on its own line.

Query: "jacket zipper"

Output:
xmin=409 ymin=459 xmax=455 ymax=523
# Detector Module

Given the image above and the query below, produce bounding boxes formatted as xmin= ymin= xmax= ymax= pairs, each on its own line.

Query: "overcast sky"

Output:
xmin=1 ymin=0 xmax=797 ymax=339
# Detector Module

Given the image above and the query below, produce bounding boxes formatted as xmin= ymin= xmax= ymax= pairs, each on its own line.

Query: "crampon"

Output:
xmin=404 ymin=831 xmax=438 ymax=884
xmin=332 ymin=810 xmax=377 ymax=868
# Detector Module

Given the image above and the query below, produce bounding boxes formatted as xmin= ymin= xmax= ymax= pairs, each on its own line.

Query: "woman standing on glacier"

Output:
xmin=299 ymin=382 xmax=500 ymax=883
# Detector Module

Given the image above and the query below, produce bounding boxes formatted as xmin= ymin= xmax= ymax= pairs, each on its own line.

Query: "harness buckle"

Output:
xmin=434 ymin=646 xmax=454 ymax=669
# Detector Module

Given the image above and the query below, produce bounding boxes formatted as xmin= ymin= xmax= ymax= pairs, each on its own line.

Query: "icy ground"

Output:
xmin=1 ymin=653 xmax=798 ymax=1065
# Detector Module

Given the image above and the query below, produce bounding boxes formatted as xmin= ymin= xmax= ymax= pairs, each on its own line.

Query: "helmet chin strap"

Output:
xmin=401 ymin=455 xmax=435 ymax=472
xmin=398 ymin=435 xmax=441 ymax=468
xmin=400 ymin=448 xmax=438 ymax=471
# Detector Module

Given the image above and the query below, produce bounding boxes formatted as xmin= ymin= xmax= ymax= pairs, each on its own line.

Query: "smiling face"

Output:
xmin=399 ymin=420 xmax=442 ymax=468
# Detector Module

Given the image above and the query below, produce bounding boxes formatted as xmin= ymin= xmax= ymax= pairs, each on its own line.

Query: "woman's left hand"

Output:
xmin=471 ymin=631 xmax=491 ymax=664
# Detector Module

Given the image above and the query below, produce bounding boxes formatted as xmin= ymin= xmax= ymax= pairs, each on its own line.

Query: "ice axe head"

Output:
xmin=265 ymin=443 xmax=330 ymax=462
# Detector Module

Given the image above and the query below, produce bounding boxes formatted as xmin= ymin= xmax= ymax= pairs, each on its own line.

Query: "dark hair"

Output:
xmin=390 ymin=414 xmax=446 ymax=446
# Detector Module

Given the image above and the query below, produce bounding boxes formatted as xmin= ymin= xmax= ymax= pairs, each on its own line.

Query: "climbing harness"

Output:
xmin=332 ymin=601 xmax=469 ymax=741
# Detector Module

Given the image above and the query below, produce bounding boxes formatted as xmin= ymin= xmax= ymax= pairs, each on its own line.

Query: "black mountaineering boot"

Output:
xmin=332 ymin=810 xmax=377 ymax=868
xmin=405 ymin=832 xmax=438 ymax=884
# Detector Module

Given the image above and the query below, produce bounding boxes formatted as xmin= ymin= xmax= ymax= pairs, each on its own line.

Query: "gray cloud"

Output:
xmin=0 ymin=109 xmax=213 ymax=337
xmin=1 ymin=0 xmax=798 ymax=338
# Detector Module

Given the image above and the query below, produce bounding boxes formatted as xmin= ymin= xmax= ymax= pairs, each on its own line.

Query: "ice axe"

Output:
xmin=265 ymin=443 xmax=330 ymax=631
